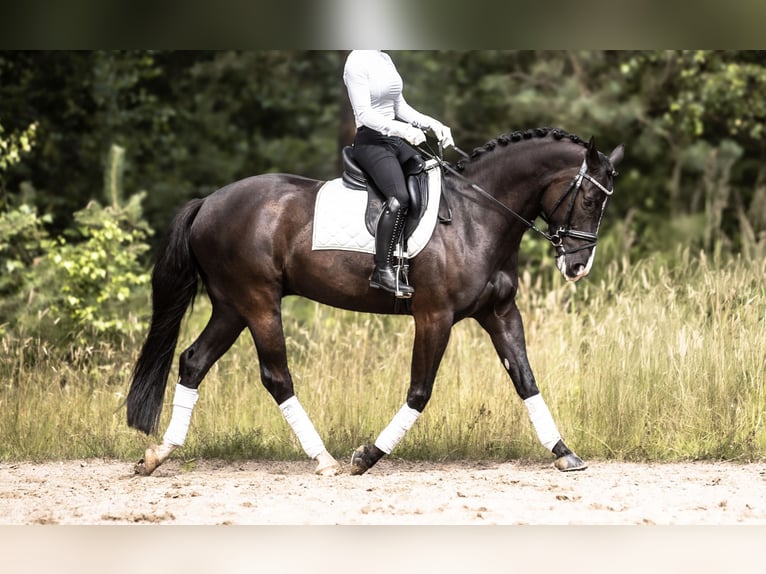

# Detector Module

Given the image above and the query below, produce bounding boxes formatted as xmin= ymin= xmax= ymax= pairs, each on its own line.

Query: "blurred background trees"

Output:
xmin=2 ymin=50 xmax=765 ymax=341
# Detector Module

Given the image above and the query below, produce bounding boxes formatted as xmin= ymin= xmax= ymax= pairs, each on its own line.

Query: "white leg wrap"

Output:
xmin=524 ymin=393 xmax=562 ymax=451
xmin=374 ymin=404 xmax=421 ymax=454
xmin=279 ymin=396 xmax=326 ymax=460
xmin=162 ymin=384 xmax=199 ymax=447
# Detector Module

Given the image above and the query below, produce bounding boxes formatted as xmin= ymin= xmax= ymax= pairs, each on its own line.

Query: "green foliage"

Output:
xmin=0 ymin=204 xmax=50 ymax=292
xmin=3 ymin=50 xmax=766 ymax=269
xmin=20 ymin=195 xmax=152 ymax=344
xmin=4 ymin=50 xmax=766 ymax=465
xmin=0 ymin=121 xmax=49 ymax=331
xmin=1 ymin=116 xmax=153 ymax=345
xmin=0 ymin=203 xmax=52 ymax=330
xmin=656 ymin=51 xmax=766 ymax=141
xmin=2 ymin=249 xmax=764 ymax=462
xmin=0 ymin=121 xmax=37 ymax=175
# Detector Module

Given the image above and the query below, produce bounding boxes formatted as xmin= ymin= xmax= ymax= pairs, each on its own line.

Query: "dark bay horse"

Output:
xmin=126 ymin=127 xmax=624 ymax=476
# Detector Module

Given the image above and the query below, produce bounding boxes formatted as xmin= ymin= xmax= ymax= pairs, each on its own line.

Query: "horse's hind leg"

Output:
xmin=135 ymin=302 xmax=245 ymax=476
xmin=246 ymin=299 xmax=340 ymax=476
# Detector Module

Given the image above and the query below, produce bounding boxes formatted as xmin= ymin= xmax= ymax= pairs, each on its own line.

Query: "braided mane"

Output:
xmin=455 ymin=127 xmax=586 ymax=171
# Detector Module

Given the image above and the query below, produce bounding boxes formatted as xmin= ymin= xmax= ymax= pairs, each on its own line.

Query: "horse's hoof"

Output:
xmin=315 ymin=451 xmax=341 ymax=476
xmin=316 ymin=462 xmax=341 ymax=477
xmin=350 ymin=445 xmax=371 ymax=476
xmin=133 ymin=459 xmax=152 ymax=476
xmin=554 ymin=453 xmax=588 ymax=472
xmin=134 ymin=445 xmax=161 ymax=476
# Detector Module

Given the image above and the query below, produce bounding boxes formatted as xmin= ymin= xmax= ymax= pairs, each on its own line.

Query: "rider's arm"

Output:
xmin=343 ymin=51 xmax=420 ymax=141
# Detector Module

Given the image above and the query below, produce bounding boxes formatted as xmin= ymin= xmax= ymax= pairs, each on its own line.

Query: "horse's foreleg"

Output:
xmin=249 ymin=306 xmax=340 ymax=476
xmin=351 ymin=312 xmax=452 ymax=475
xmin=478 ymin=304 xmax=587 ymax=472
xmin=135 ymin=304 xmax=245 ymax=476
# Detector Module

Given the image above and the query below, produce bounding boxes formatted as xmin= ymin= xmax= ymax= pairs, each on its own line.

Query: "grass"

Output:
xmin=1 ymin=248 xmax=764 ymax=464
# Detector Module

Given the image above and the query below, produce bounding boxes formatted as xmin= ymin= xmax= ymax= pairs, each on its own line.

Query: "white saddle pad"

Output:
xmin=311 ymin=161 xmax=442 ymax=258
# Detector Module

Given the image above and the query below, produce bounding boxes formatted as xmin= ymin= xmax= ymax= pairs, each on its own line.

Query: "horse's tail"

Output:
xmin=126 ymin=198 xmax=205 ymax=435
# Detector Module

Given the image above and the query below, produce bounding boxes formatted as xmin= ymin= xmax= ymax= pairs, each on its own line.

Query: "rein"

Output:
xmin=538 ymin=158 xmax=614 ymax=254
xmin=418 ymin=141 xmax=614 ymax=256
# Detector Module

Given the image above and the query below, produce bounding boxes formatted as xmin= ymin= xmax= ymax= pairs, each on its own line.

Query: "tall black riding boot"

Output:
xmin=370 ymin=198 xmax=413 ymax=298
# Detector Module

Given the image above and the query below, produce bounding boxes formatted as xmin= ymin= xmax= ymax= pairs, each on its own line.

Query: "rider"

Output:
xmin=343 ymin=50 xmax=454 ymax=297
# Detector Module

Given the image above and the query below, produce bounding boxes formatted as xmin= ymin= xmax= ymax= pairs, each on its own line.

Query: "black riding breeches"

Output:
xmin=352 ymin=127 xmax=421 ymax=210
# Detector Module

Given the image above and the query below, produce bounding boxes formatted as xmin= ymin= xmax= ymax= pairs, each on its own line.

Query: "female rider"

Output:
xmin=343 ymin=50 xmax=453 ymax=297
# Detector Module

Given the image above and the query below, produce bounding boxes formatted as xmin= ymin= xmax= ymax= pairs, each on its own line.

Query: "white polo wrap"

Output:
xmin=162 ymin=383 xmax=199 ymax=446
xmin=524 ymin=393 xmax=562 ymax=452
xmin=279 ymin=396 xmax=326 ymax=460
xmin=374 ymin=404 xmax=421 ymax=454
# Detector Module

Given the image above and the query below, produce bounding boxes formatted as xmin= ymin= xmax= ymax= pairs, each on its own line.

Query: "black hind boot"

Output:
xmin=370 ymin=197 xmax=413 ymax=298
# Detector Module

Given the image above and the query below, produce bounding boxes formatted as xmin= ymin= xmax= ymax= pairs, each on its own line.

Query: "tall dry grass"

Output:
xmin=1 ymin=249 xmax=764 ymax=463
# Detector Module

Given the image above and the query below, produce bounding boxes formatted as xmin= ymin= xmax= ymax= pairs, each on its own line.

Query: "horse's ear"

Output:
xmin=586 ymin=136 xmax=599 ymax=167
xmin=609 ymin=144 xmax=625 ymax=168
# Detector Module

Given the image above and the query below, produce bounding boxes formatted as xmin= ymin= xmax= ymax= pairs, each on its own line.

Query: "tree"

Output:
xmin=619 ymin=50 xmax=766 ymax=253
xmin=2 ymin=50 xmax=764 ymax=267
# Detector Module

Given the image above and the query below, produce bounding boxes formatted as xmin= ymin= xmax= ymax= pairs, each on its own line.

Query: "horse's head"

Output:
xmin=542 ymin=137 xmax=624 ymax=282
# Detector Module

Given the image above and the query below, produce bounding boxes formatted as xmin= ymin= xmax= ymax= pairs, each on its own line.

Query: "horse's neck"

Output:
xmin=442 ymin=141 xmax=582 ymax=266
xmin=463 ymin=141 xmax=582 ymax=214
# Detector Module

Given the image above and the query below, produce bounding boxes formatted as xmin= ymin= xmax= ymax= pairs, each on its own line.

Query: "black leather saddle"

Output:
xmin=341 ymin=145 xmax=434 ymax=241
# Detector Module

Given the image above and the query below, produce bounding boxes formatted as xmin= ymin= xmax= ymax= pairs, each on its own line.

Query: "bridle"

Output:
xmin=539 ymin=157 xmax=615 ymax=255
xmin=419 ymin=142 xmax=615 ymax=256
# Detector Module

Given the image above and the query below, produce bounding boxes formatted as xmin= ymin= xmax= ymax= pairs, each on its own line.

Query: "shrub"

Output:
xmin=0 ymin=203 xmax=52 ymax=331
xmin=15 ymin=193 xmax=153 ymax=345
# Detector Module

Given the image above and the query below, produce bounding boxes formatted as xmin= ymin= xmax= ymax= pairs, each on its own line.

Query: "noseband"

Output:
xmin=541 ymin=158 xmax=615 ymax=255
xmin=419 ymin=143 xmax=615 ymax=255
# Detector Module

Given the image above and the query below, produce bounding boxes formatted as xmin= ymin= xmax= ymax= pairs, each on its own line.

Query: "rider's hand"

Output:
xmin=430 ymin=121 xmax=454 ymax=149
xmin=402 ymin=124 xmax=426 ymax=146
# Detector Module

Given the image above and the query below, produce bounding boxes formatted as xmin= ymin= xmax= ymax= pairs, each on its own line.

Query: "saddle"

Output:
xmin=341 ymin=146 xmax=450 ymax=242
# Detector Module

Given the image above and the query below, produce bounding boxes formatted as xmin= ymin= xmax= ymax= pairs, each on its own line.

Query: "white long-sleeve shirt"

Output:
xmin=343 ymin=50 xmax=434 ymax=138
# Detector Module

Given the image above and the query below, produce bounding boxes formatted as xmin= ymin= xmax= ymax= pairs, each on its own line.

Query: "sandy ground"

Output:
xmin=1 ymin=458 xmax=765 ymax=525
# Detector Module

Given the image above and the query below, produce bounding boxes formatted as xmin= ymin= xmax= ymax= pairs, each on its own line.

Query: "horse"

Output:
xmin=126 ymin=127 xmax=624 ymax=477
